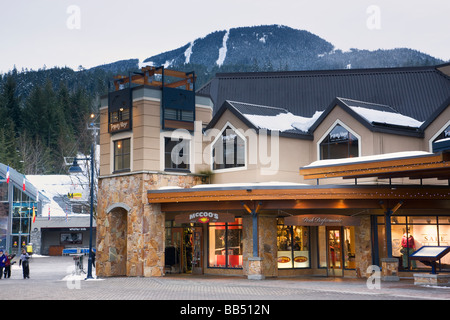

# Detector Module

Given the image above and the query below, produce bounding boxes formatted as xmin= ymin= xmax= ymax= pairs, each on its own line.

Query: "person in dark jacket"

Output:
xmin=19 ymin=249 xmax=30 ymax=279
xmin=3 ymin=251 xmax=15 ymax=278
xmin=0 ymin=250 xmax=6 ymax=279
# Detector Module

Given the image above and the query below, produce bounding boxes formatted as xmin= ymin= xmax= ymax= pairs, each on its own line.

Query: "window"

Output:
xmin=164 ymin=108 xmax=194 ymax=122
xmin=208 ymin=218 xmax=243 ymax=269
xmin=319 ymin=123 xmax=359 ymax=160
xmin=212 ymin=125 xmax=245 ymax=170
xmin=109 ymin=108 xmax=130 ymax=124
xmin=164 ymin=137 xmax=190 ymax=171
xmin=374 ymin=215 xmax=450 ymax=272
xmin=277 ymin=219 xmax=310 ymax=269
xmin=114 ymin=138 xmax=130 ymax=172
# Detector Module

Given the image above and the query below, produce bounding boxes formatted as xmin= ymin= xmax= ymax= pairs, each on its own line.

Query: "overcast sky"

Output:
xmin=1 ymin=0 xmax=449 ymax=73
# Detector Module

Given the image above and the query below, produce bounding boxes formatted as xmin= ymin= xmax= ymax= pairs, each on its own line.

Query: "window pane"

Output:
xmin=227 ymin=223 xmax=242 ymax=268
xmin=344 ymin=227 xmax=356 ymax=269
xmin=408 ymin=216 xmax=436 ymax=225
xmin=292 ymin=226 xmax=309 ymax=268
xmin=165 ymin=137 xmax=189 ymax=170
xmin=213 ymin=126 xmax=245 ymax=170
xmin=320 ymin=124 xmax=359 ymax=160
xmin=208 ymin=224 xmax=226 ymax=267
xmin=439 ymin=217 xmax=450 ymax=225
xmin=277 ymin=224 xmax=292 ymax=269
xmin=114 ymin=138 xmax=130 ymax=171
xmin=318 ymin=226 xmax=327 ymax=268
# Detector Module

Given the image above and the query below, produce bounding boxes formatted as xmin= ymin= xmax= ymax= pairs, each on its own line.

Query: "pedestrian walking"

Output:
xmin=19 ymin=249 xmax=30 ymax=279
xmin=0 ymin=250 xmax=6 ymax=279
xmin=3 ymin=251 xmax=15 ymax=278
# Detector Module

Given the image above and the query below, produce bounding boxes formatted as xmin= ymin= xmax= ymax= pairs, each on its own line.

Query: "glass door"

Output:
xmin=327 ymin=227 xmax=343 ymax=276
xmin=192 ymin=227 xmax=203 ymax=274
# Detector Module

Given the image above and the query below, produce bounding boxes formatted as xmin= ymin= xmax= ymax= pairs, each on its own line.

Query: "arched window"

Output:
xmin=319 ymin=123 xmax=359 ymax=160
xmin=212 ymin=125 xmax=246 ymax=170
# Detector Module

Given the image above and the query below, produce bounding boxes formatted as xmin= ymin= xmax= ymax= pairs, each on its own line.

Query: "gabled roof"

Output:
xmin=309 ymin=97 xmax=424 ymax=137
xmin=207 ymin=97 xmax=425 ymax=140
xmin=198 ymin=65 xmax=450 ymax=122
xmin=205 ymin=100 xmax=315 ymax=139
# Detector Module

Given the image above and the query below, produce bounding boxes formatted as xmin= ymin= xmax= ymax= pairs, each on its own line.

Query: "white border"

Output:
xmin=210 ymin=121 xmax=248 ymax=174
xmin=110 ymin=131 xmax=133 ymax=174
xmin=160 ymin=130 xmax=194 ymax=172
xmin=316 ymin=119 xmax=362 ymax=160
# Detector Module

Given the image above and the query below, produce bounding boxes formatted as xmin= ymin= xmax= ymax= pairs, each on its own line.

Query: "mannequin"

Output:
xmin=401 ymin=229 xmax=417 ymax=269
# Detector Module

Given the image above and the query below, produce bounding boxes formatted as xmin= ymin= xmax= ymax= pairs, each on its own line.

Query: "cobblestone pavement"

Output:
xmin=1 ymin=256 xmax=449 ymax=302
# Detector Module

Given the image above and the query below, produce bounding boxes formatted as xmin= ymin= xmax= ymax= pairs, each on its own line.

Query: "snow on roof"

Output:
xmin=244 ymin=111 xmax=323 ymax=132
xmin=26 ymin=174 xmax=89 ymax=217
xmin=303 ymin=151 xmax=433 ymax=168
xmin=349 ymin=106 xmax=423 ymax=128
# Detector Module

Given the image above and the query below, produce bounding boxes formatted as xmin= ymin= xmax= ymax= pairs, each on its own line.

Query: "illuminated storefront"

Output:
xmin=374 ymin=215 xmax=450 ymax=272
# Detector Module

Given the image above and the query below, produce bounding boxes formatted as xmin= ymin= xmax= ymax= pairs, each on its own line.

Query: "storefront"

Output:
xmin=373 ymin=215 xmax=450 ymax=272
xmin=0 ymin=164 xmax=44 ymax=255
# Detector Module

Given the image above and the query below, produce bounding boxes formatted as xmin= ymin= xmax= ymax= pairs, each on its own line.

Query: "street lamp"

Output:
xmin=69 ymin=143 xmax=95 ymax=280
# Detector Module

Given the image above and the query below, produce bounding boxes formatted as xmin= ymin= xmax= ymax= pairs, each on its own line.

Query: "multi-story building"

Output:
xmin=96 ymin=64 xmax=450 ymax=280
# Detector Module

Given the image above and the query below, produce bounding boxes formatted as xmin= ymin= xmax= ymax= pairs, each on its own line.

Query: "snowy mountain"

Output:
xmin=141 ymin=25 xmax=443 ymax=82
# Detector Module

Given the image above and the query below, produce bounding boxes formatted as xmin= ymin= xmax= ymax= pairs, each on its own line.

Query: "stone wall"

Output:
xmin=242 ymin=215 xmax=277 ymax=278
xmin=354 ymin=216 xmax=373 ymax=278
xmin=96 ymin=172 xmax=203 ymax=277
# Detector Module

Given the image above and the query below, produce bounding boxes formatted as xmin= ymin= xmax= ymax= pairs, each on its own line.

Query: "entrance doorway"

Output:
xmin=166 ymin=224 xmax=203 ymax=274
xmin=11 ymin=234 xmax=29 ymax=255
xmin=327 ymin=227 xmax=343 ymax=276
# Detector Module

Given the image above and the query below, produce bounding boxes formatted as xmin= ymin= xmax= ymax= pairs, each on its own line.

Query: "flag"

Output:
xmin=6 ymin=166 xmax=10 ymax=184
xmin=32 ymin=206 xmax=36 ymax=223
xmin=22 ymin=177 xmax=26 ymax=191
xmin=48 ymin=206 xmax=51 ymax=221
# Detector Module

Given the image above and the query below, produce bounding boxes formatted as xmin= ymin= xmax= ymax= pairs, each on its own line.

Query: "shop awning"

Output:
xmin=299 ymin=151 xmax=450 ymax=181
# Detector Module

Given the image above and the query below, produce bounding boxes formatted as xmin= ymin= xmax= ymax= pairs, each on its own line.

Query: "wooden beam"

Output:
xmin=148 ymin=186 xmax=450 ymax=204
xmin=300 ymin=153 xmax=450 ymax=180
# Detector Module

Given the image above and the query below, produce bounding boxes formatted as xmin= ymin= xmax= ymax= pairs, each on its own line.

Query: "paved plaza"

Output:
xmin=1 ymin=255 xmax=449 ymax=302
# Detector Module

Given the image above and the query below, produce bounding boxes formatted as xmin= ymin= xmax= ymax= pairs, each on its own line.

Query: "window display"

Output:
xmin=208 ymin=218 xmax=242 ymax=269
xmin=277 ymin=219 xmax=310 ymax=269
xmin=376 ymin=215 xmax=450 ymax=271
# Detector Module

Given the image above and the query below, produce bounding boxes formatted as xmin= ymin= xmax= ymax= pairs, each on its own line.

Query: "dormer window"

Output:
xmin=212 ymin=125 xmax=246 ymax=171
xmin=319 ymin=123 xmax=359 ymax=160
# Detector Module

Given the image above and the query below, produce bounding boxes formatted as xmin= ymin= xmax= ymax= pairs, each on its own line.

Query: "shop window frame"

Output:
xmin=277 ymin=220 xmax=311 ymax=270
xmin=207 ymin=218 xmax=243 ymax=270
xmin=372 ymin=215 xmax=450 ymax=272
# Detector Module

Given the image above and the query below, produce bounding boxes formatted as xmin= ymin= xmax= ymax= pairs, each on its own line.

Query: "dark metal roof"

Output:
xmin=197 ymin=65 xmax=450 ymax=122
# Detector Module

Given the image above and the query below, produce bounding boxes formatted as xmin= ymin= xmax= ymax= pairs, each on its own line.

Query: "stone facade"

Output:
xmin=96 ymin=172 xmax=203 ymax=277
xmin=354 ymin=216 xmax=373 ymax=278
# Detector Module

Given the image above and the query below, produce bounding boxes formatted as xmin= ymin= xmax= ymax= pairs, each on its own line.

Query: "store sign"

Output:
xmin=284 ymin=214 xmax=361 ymax=226
xmin=175 ymin=212 xmax=235 ymax=224
xmin=109 ymin=120 xmax=130 ymax=133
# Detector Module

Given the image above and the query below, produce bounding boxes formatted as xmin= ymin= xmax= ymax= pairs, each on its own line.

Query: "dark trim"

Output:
xmin=420 ymin=96 xmax=450 ymax=130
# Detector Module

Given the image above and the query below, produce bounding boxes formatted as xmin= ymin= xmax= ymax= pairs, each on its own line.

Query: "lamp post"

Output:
xmin=69 ymin=143 xmax=95 ymax=280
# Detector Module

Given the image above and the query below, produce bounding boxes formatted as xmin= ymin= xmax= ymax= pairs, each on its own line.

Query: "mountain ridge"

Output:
xmin=141 ymin=24 xmax=444 ymax=78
